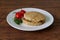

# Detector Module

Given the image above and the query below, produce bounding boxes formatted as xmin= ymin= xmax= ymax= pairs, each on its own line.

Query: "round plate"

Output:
xmin=6 ymin=8 xmax=54 ymax=31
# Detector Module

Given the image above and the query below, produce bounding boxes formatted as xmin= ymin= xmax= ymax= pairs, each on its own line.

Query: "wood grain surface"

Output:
xmin=0 ymin=0 xmax=60 ymax=40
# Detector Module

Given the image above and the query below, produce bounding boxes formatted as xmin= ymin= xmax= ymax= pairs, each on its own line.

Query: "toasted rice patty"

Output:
xmin=24 ymin=12 xmax=45 ymax=22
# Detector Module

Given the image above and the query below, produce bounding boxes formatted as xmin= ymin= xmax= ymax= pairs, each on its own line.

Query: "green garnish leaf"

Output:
xmin=14 ymin=18 xmax=22 ymax=25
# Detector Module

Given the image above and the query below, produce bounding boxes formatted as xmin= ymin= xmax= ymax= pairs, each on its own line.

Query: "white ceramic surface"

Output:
xmin=6 ymin=8 xmax=54 ymax=31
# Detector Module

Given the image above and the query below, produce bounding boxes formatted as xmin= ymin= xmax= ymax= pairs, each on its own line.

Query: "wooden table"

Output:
xmin=0 ymin=0 xmax=60 ymax=40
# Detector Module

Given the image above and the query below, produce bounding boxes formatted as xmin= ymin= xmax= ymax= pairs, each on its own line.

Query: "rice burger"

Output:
xmin=22 ymin=12 xmax=45 ymax=26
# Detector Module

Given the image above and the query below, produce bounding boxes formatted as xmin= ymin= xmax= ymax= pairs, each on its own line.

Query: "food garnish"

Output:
xmin=14 ymin=10 xmax=26 ymax=25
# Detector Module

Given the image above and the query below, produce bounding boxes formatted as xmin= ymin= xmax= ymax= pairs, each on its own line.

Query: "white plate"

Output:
xmin=6 ymin=8 xmax=54 ymax=31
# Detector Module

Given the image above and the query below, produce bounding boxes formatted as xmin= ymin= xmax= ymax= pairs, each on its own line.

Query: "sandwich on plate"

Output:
xmin=22 ymin=12 xmax=45 ymax=26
